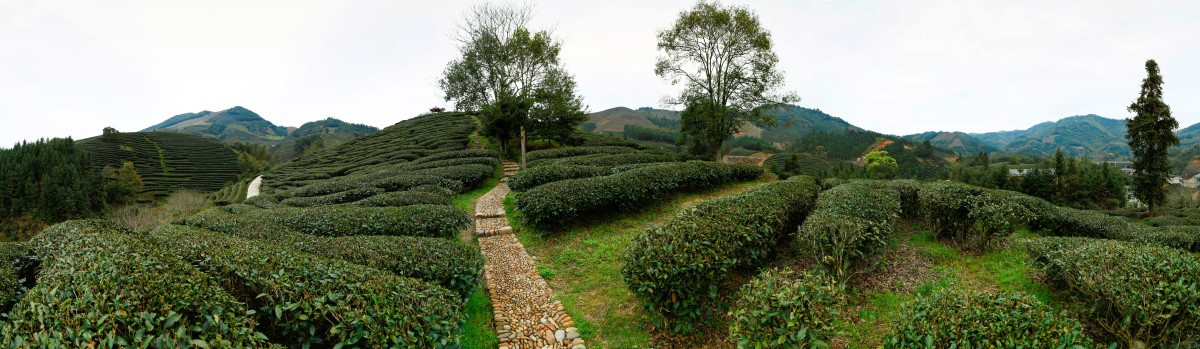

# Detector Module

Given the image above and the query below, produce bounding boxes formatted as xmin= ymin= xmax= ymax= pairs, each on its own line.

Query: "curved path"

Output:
xmin=476 ymin=162 xmax=586 ymax=349
xmin=245 ymin=175 xmax=263 ymax=198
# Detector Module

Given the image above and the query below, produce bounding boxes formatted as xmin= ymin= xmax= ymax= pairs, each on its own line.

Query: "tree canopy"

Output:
xmin=440 ymin=2 xmax=586 ymax=148
xmin=1126 ymin=59 xmax=1178 ymax=216
xmin=656 ymin=1 xmax=797 ymax=159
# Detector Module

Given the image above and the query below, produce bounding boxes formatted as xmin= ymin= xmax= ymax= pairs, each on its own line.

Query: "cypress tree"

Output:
xmin=1125 ymin=59 xmax=1178 ymax=217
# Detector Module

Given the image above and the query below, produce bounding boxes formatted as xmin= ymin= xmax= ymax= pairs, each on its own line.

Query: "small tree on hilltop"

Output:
xmin=440 ymin=2 xmax=587 ymax=153
xmin=656 ymin=1 xmax=798 ymax=160
xmin=865 ymin=150 xmax=898 ymax=179
xmin=1126 ymin=59 xmax=1178 ymax=217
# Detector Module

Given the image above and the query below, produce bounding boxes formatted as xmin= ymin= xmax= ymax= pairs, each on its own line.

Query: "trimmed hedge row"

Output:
xmin=146 ymin=225 xmax=463 ymax=347
xmin=354 ymin=190 xmax=452 ymax=207
xmin=621 ymin=176 xmax=821 ymax=332
xmin=918 ymin=182 xmax=1032 ymax=250
xmin=3 ymin=220 xmax=266 ymax=347
xmin=883 ymin=289 xmax=1093 ymax=348
xmin=242 ymin=205 xmax=471 ymax=239
xmin=1141 ymin=226 xmax=1200 ymax=252
xmin=542 ymin=152 xmax=671 ymax=168
xmin=795 ymin=183 xmax=899 ymax=285
xmin=507 ymin=165 xmax=606 ymax=192
xmin=404 ymin=156 xmax=499 ymax=172
xmin=1027 ymin=237 xmax=1200 ymax=347
xmin=182 ymin=208 xmax=482 ymax=296
xmin=728 ymin=268 xmax=844 ymax=347
xmin=409 ymin=149 xmax=499 ymax=164
xmin=369 ymin=174 xmax=464 ymax=193
xmin=0 ymin=242 xmax=31 ymax=314
xmin=524 ymin=145 xmax=635 ymax=162
xmin=518 ymin=161 xmax=763 ymax=228
xmin=280 ymin=187 xmax=384 ymax=207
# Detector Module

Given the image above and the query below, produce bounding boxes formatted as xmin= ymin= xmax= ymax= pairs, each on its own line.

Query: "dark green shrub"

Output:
xmin=525 ymin=146 xmax=635 ymax=161
xmin=145 ymin=225 xmax=463 ymax=347
xmin=409 ymin=149 xmax=499 ymax=164
xmin=3 ymin=220 xmax=265 ymax=347
xmin=243 ymin=205 xmax=470 ymax=238
xmin=728 ymin=269 xmax=843 ymax=348
xmin=243 ymin=194 xmax=280 ymax=209
xmin=546 ymin=152 xmax=671 ymax=168
xmin=882 ymin=289 xmax=1092 ymax=348
xmin=412 ymin=163 xmax=495 ymax=191
xmin=622 ymin=176 xmax=820 ymax=332
xmin=1027 ymin=237 xmax=1200 ymax=347
xmin=966 ymin=191 xmax=1032 ymax=249
xmin=290 ymin=180 xmax=368 ymax=198
xmin=508 ymin=164 xmax=606 ymax=192
xmin=410 ymin=184 xmax=457 ymax=197
xmin=354 ymin=190 xmax=452 ymax=207
xmin=1145 ymin=215 xmax=1200 ymax=227
xmin=369 ymin=174 xmax=465 ymax=193
xmin=405 ymin=156 xmax=499 ymax=171
xmin=1141 ymin=226 xmax=1200 ymax=252
xmin=518 ymin=162 xmax=762 ymax=229
xmin=0 ymin=242 xmax=31 ymax=313
xmin=918 ymin=181 xmax=983 ymax=239
xmin=796 ymin=183 xmax=899 ymax=285
xmin=280 ymin=187 xmax=383 ymax=207
xmin=182 ymin=208 xmax=481 ymax=296
xmin=1044 ymin=207 xmax=1147 ymax=241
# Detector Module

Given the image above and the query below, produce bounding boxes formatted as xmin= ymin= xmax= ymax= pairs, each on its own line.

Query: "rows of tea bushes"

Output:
xmin=621 ymin=176 xmax=820 ymax=332
xmin=3 ymin=220 xmax=266 ymax=347
xmin=242 ymin=205 xmax=470 ymax=239
xmin=182 ymin=207 xmax=482 ymax=296
xmin=517 ymin=161 xmax=762 ymax=229
xmin=883 ymin=289 xmax=1093 ymax=347
xmin=353 ymin=190 xmax=452 ymax=207
xmin=78 ymin=131 xmax=242 ymax=196
xmin=531 ymin=152 xmax=671 ymax=168
xmin=1027 ymin=237 xmax=1200 ymax=347
xmin=524 ymin=145 xmax=635 ymax=162
xmin=507 ymin=162 xmax=660 ymax=192
xmin=146 ymin=224 xmax=464 ymax=347
xmin=796 ymin=183 xmax=900 ymax=285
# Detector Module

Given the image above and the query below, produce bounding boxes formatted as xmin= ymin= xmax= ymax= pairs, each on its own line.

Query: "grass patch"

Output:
xmin=839 ymin=224 xmax=1052 ymax=348
xmin=505 ymin=180 xmax=765 ymax=348
xmin=461 ymin=284 xmax=499 ymax=349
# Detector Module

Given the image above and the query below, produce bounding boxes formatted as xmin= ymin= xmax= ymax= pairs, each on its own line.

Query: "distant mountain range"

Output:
xmin=585 ymin=104 xmax=861 ymax=143
xmin=140 ymin=106 xmax=378 ymax=159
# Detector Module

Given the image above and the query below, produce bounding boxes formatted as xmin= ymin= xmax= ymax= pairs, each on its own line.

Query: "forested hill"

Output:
xmin=78 ymin=131 xmax=241 ymax=196
xmin=271 ymin=118 xmax=379 ymax=160
xmin=141 ymin=106 xmax=289 ymax=144
xmin=909 ymin=114 xmax=1137 ymax=159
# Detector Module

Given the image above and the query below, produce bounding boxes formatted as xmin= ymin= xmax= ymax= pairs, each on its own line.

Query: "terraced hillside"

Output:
xmin=78 ymin=131 xmax=241 ymax=196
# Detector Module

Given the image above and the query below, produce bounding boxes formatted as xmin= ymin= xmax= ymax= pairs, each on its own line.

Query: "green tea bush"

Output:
xmin=1027 ymin=237 xmax=1200 ymax=347
xmin=622 ymin=176 xmax=821 ymax=332
xmin=524 ymin=146 xmax=635 ymax=161
xmin=369 ymin=174 xmax=465 ymax=193
xmin=1044 ymin=207 xmax=1147 ymax=241
xmin=410 ymin=184 xmax=457 ymax=197
xmin=1140 ymin=226 xmax=1200 ymax=252
xmin=518 ymin=162 xmax=762 ymax=229
xmin=918 ymin=183 xmax=1030 ymax=250
xmin=404 ymin=156 xmax=499 ymax=171
xmin=243 ymin=194 xmax=280 ymax=209
xmin=507 ymin=164 xmax=606 ymax=192
xmin=0 ymin=242 xmax=31 ymax=313
xmin=146 ymin=225 xmax=463 ymax=347
xmin=413 ymin=163 xmax=494 ymax=190
xmin=354 ymin=190 xmax=452 ymax=207
xmin=545 ymin=152 xmax=671 ymax=168
xmin=868 ymin=179 xmax=923 ymax=219
xmin=882 ymin=289 xmax=1092 ymax=348
xmin=409 ymin=149 xmax=499 ymax=164
xmin=1145 ymin=215 xmax=1200 ymax=227
xmin=918 ymin=181 xmax=983 ymax=239
xmin=243 ymin=205 xmax=470 ymax=238
xmin=280 ymin=187 xmax=383 ymax=207
xmin=3 ymin=220 xmax=266 ymax=347
xmin=966 ymin=191 xmax=1032 ymax=249
xmin=728 ymin=269 xmax=843 ymax=348
xmin=182 ymin=208 xmax=482 ymax=296
xmin=796 ymin=183 xmax=899 ymax=285
xmin=290 ymin=180 xmax=367 ymax=198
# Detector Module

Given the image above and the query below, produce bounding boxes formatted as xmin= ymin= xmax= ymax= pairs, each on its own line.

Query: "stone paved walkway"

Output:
xmin=477 ymin=162 xmax=585 ymax=349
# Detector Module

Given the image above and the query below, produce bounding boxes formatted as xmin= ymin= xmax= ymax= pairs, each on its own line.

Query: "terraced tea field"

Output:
xmin=78 ymin=131 xmax=241 ymax=196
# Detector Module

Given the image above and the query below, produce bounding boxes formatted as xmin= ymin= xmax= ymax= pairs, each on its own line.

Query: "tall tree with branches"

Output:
xmin=440 ymin=3 xmax=586 ymax=152
xmin=1126 ymin=59 xmax=1178 ymax=217
xmin=656 ymin=1 xmax=798 ymax=160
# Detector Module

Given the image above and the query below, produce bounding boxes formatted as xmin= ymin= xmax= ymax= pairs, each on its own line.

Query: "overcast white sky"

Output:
xmin=2 ymin=0 xmax=1198 ymax=146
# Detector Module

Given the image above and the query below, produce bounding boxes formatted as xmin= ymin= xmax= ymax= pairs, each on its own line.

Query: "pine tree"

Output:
xmin=1126 ymin=59 xmax=1178 ymax=217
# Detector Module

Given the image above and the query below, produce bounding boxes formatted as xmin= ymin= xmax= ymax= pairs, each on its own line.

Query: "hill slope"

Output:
xmin=909 ymin=115 xmax=1133 ymax=159
xmin=585 ymin=104 xmax=861 ymax=143
xmin=271 ymin=118 xmax=379 ymax=160
xmin=78 ymin=132 xmax=241 ymax=196
xmin=142 ymin=106 xmax=290 ymax=144
xmin=904 ymin=131 xmax=997 ymax=155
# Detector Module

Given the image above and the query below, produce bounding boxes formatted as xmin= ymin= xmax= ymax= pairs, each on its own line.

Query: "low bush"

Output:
xmin=369 ymin=174 xmax=465 ymax=193
xmin=146 ymin=225 xmax=463 ymax=347
xmin=622 ymin=176 xmax=820 ymax=332
xmin=1027 ymin=237 xmax=1200 ymax=347
xmin=507 ymin=165 xmax=606 ymax=192
xmin=919 ymin=183 xmax=1031 ymax=250
xmin=182 ymin=208 xmax=482 ymax=296
xmin=545 ymin=152 xmax=671 ymax=168
xmin=0 ymin=242 xmax=31 ymax=313
xmin=354 ymin=190 xmax=451 ymax=207
xmin=796 ymin=183 xmax=899 ymax=285
xmin=918 ymin=181 xmax=983 ymax=239
xmin=3 ymin=220 xmax=265 ymax=347
xmin=404 ymin=156 xmax=499 ymax=172
xmin=412 ymin=163 xmax=495 ymax=190
xmin=524 ymin=146 xmax=635 ymax=162
xmin=519 ymin=162 xmax=762 ymax=229
xmin=409 ymin=149 xmax=499 ymax=164
xmin=242 ymin=205 xmax=470 ymax=239
xmin=243 ymin=194 xmax=280 ymax=209
xmin=410 ymin=184 xmax=457 ymax=197
xmin=1140 ymin=226 xmax=1200 ymax=252
xmin=728 ymin=269 xmax=843 ymax=347
xmin=1145 ymin=215 xmax=1200 ymax=227
xmin=1043 ymin=207 xmax=1147 ymax=241
xmin=280 ymin=187 xmax=383 ymax=207
xmin=882 ymin=289 xmax=1093 ymax=348
xmin=290 ymin=180 xmax=366 ymax=198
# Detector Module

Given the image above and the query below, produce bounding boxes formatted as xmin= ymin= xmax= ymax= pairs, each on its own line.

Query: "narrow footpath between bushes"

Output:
xmin=476 ymin=161 xmax=586 ymax=349
xmin=246 ymin=175 xmax=263 ymax=198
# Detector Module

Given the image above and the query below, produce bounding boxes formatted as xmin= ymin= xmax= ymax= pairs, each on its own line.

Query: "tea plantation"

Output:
xmin=77 ymin=131 xmax=241 ymax=196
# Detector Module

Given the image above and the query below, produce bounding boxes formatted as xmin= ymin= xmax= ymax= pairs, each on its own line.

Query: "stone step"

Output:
xmin=475 ymin=208 xmax=506 ymax=218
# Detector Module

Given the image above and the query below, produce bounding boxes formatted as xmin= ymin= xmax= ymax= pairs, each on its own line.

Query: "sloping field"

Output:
xmin=78 ymin=131 xmax=241 ymax=196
